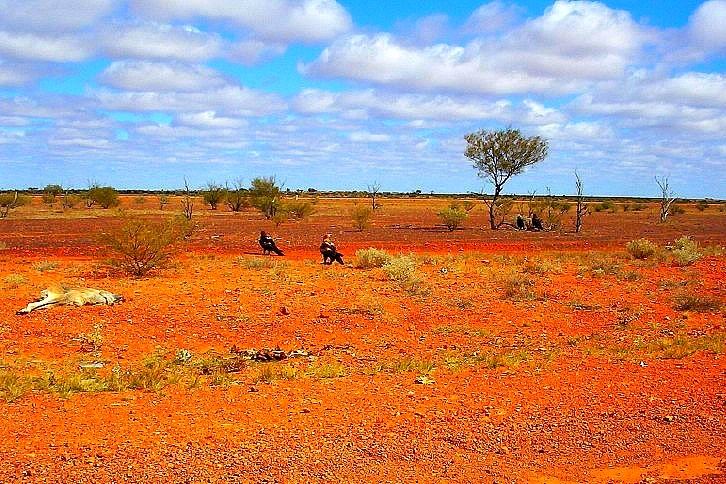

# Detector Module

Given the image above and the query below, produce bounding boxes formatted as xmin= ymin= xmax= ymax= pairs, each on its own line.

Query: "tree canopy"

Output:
xmin=465 ymin=128 xmax=548 ymax=229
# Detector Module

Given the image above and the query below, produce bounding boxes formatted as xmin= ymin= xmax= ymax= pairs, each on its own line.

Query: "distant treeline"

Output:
xmin=12 ymin=187 xmax=722 ymax=203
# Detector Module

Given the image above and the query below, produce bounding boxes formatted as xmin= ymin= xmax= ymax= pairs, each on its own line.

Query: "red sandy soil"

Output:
xmin=0 ymin=197 xmax=724 ymax=482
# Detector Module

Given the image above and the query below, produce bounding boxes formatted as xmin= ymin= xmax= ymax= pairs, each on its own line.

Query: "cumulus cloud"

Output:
xmin=348 ymin=131 xmax=392 ymax=143
xmin=0 ymin=31 xmax=94 ymax=62
xmin=0 ymin=0 xmax=115 ymax=32
xmin=99 ymin=61 xmax=228 ymax=92
xmin=0 ymin=60 xmax=45 ymax=86
xmin=229 ymin=39 xmax=287 ymax=65
xmin=131 ymin=0 xmax=352 ymax=43
xmin=175 ymin=110 xmax=248 ymax=129
xmin=293 ymin=88 xmax=565 ymax=125
xmin=305 ymin=1 xmax=648 ymax=95
xmin=688 ymin=0 xmax=726 ymax=53
xmin=569 ymin=71 xmax=726 ymax=136
xmin=102 ymin=23 xmax=223 ymax=62
xmin=95 ymin=85 xmax=286 ymax=116
xmin=463 ymin=1 xmax=524 ymax=34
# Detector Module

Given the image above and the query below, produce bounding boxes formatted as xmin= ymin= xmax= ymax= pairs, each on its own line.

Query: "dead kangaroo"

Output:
xmin=17 ymin=285 xmax=123 ymax=315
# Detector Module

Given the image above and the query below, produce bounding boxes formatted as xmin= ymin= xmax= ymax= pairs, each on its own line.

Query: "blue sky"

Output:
xmin=0 ymin=0 xmax=724 ymax=197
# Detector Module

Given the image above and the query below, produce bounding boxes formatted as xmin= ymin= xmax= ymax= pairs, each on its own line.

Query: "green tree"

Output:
xmin=225 ymin=179 xmax=248 ymax=212
xmin=42 ymin=184 xmax=63 ymax=206
xmin=89 ymin=186 xmax=120 ymax=209
xmin=351 ymin=205 xmax=372 ymax=231
xmin=203 ymin=183 xmax=226 ymax=210
xmin=438 ymin=207 xmax=468 ymax=231
xmin=249 ymin=176 xmax=282 ymax=219
xmin=465 ymin=128 xmax=548 ymax=229
xmin=0 ymin=192 xmax=28 ymax=218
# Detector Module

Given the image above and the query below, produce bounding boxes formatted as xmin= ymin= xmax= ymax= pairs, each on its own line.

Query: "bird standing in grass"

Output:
xmin=259 ymin=231 xmax=284 ymax=255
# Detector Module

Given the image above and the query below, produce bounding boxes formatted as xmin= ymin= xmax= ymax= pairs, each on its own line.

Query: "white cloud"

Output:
xmin=349 ymin=131 xmax=391 ymax=142
xmin=569 ymin=71 xmax=726 ymax=136
xmin=99 ymin=61 xmax=228 ymax=92
xmin=0 ymin=0 xmax=114 ymax=32
xmin=95 ymin=85 xmax=286 ymax=116
xmin=463 ymin=1 xmax=523 ymax=34
xmin=643 ymin=72 xmax=726 ymax=108
xmin=688 ymin=0 xmax=726 ymax=53
xmin=293 ymin=88 xmax=565 ymax=125
xmin=102 ymin=23 xmax=223 ymax=61
xmin=0 ymin=31 xmax=94 ymax=62
xmin=0 ymin=61 xmax=43 ymax=86
xmin=131 ymin=0 xmax=352 ymax=43
xmin=176 ymin=111 xmax=248 ymax=129
xmin=229 ymin=40 xmax=287 ymax=65
xmin=305 ymin=1 xmax=647 ymax=95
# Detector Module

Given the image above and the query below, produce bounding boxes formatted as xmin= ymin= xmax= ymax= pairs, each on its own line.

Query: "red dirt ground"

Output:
xmin=0 ymin=197 xmax=724 ymax=482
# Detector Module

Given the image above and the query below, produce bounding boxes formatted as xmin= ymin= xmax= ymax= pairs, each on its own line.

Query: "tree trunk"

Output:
xmin=489 ymin=188 xmax=500 ymax=230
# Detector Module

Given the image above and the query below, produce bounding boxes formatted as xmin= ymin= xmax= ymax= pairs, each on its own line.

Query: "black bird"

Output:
xmin=531 ymin=213 xmax=544 ymax=231
xmin=259 ymin=231 xmax=284 ymax=256
xmin=320 ymin=234 xmax=344 ymax=265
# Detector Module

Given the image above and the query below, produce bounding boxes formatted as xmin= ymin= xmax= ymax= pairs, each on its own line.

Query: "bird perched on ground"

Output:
xmin=531 ymin=213 xmax=544 ymax=231
xmin=259 ymin=231 xmax=284 ymax=255
xmin=320 ymin=233 xmax=344 ymax=265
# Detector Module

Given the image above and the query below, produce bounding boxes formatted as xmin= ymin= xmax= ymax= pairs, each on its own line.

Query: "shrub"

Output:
xmin=626 ymin=238 xmax=657 ymax=259
xmin=62 ymin=193 xmax=80 ymax=209
xmin=673 ymin=292 xmax=721 ymax=312
xmin=32 ymin=261 xmax=59 ymax=272
xmin=285 ymin=200 xmax=315 ymax=220
xmin=272 ymin=209 xmax=289 ymax=226
xmin=351 ymin=205 xmax=373 ymax=231
xmin=521 ymin=258 xmax=562 ymax=275
xmin=437 ymin=207 xmax=467 ymax=231
xmin=203 ymin=183 xmax=227 ymax=210
xmin=0 ymin=192 xmax=28 ymax=218
xmin=671 ymin=236 xmax=701 ymax=266
xmin=3 ymin=274 xmax=27 ymax=288
xmin=354 ymin=248 xmax=392 ymax=268
xmin=157 ymin=194 xmax=169 ymax=210
xmin=593 ymin=200 xmax=616 ymax=213
xmin=695 ymin=200 xmax=709 ymax=212
xmin=669 ymin=204 xmax=686 ymax=215
xmin=42 ymin=184 xmax=63 ymax=206
xmin=249 ymin=176 xmax=282 ymax=219
xmin=225 ymin=180 xmax=248 ymax=212
xmin=76 ymin=323 xmax=103 ymax=353
xmin=382 ymin=256 xmax=423 ymax=292
xmin=102 ymin=216 xmax=187 ymax=277
xmin=501 ymin=273 xmax=536 ymax=300
xmin=89 ymin=186 xmax=120 ymax=209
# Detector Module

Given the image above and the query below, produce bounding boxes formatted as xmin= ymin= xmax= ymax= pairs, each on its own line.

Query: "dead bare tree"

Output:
xmin=655 ymin=176 xmax=676 ymax=222
xmin=574 ymin=170 xmax=588 ymax=233
xmin=367 ymin=182 xmax=381 ymax=210
xmin=181 ymin=178 xmax=194 ymax=220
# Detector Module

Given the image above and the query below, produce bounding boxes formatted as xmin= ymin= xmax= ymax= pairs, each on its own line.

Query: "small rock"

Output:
xmin=280 ymin=306 xmax=290 ymax=316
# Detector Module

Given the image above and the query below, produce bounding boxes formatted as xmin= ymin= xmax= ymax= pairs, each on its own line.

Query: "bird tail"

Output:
xmin=274 ymin=247 xmax=285 ymax=256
